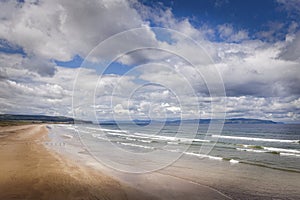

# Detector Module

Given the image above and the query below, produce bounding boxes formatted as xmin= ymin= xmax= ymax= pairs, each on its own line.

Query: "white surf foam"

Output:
xmin=125 ymin=137 xmax=136 ymax=141
xmin=236 ymin=148 xmax=267 ymax=153
xmin=263 ymin=147 xmax=300 ymax=154
xmin=212 ymin=135 xmax=299 ymax=143
xmin=62 ymin=134 xmax=73 ymax=139
xmin=240 ymin=145 xmax=300 ymax=155
xmin=229 ymin=159 xmax=239 ymax=164
xmin=117 ymin=142 xmax=155 ymax=150
xmin=138 ymin=139 xmax=152 ymax=143
xmin=280 ymin=152 xmax=300 ymax=157
xmin=183 ymin=152 xmax=223 ymax=160
xmin=86 ymin=127 xmax=128 ymax=133
xmin=134 ymin=132 xmax=210 ymax=143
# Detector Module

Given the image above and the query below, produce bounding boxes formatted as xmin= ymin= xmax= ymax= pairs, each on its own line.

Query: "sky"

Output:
xmin=0 ymin=0 xmax=300 ymax=123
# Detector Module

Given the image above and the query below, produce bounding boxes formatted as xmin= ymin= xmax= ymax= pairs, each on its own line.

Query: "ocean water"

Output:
xmin=50 ymin=123 xmax=300 ymax=173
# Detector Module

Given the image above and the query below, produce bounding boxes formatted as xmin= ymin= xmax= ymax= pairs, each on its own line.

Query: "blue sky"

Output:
xmin=53 ymin=0 xmax=299 ymax=70
xmin=143 ymin=0 xmax=284 ymax=28
xmin=139 ymin=0 xmax=298 ymax=41
xmin=0 ymin=0 xmax=299 ymax=122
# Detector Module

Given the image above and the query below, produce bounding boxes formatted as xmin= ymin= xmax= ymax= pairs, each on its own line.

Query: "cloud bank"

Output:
xmin=0 ymin=0 xmax=299 ymax=122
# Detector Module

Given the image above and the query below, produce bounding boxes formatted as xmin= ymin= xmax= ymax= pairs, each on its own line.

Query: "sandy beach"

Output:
xmin=0 ymin=124 xmax=157 ymax=200
xmin=1 ymin=124 xmax=298 ymax=200
xmin=0 ymin=124 xmax=234 ymax=200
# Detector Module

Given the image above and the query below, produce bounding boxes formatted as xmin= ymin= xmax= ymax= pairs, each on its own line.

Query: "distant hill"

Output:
xmin=167 ymin=118 xmax=281 ymax=124
xmin=99 ymin=118 xmax=282 ymax=125
xmin=98 ymin=120 xmax=149 ymax=126
xmin=1 ymin=114 xmax=281 ymax=125
xmin=0 ymin=114 xmax=92 ymax=124
xmin=225 ymin=118 xmax=282 ymax=124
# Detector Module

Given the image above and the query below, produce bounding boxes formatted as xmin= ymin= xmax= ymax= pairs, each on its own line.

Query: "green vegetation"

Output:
xmin=266 ymin=151 xmax=280 ymax=155
xmin=222 ymin=158 xmax=231 ymax=161
xmin=248 ymin=145 xmax=264 ymax=150
xmin=0 ymin=120 xmax=39 ymax=126
xmin=0 ymin=114 xmax=93 ymax=126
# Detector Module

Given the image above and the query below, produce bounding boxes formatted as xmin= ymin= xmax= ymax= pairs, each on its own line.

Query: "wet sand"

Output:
xmin=0 ymin=125 xmax=156 ymax=200
xmin=47 ymin=124 xmax=300 ymax=200
xmin=0 ymin=125 xmax=234 ymax=200
xmin=2 ymin=124 xmax=298 ymax=199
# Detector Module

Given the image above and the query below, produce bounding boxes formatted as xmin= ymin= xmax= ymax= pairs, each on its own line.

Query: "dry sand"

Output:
xmin=0 ymin=125 xmax=156 ymax=200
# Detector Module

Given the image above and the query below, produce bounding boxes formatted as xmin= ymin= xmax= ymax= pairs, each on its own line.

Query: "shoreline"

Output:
xmin=47 ymin=124 xmax=236 ymax=199
xmin=0 ymin=124 xmax=156 ymax=200
xmin=1 ymin=124 xmax=299 ymax=199
xmin=49 ymin=124 xmax=300 ymax=200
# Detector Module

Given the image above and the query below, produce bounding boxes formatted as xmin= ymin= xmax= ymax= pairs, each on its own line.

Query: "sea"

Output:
xmin=48 ymin=123 xmax=300 ymax=173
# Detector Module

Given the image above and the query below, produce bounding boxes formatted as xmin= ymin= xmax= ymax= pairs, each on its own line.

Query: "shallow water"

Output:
xmin=47 ymin=123 xmax=300 ymax=199
xmin=53 ymin=123 xmax=300 ymax=172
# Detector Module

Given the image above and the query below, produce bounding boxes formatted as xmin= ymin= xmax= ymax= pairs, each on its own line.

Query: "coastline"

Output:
xmin=46 ymin=124 xmax=234 ymax=200
xmin=1 ymin=124 xmax=299 ymax=200
xmin=0 ymin=124 xmax=156 ymax=200
xmin=48 ymin=124 xmax=300 ymax=200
